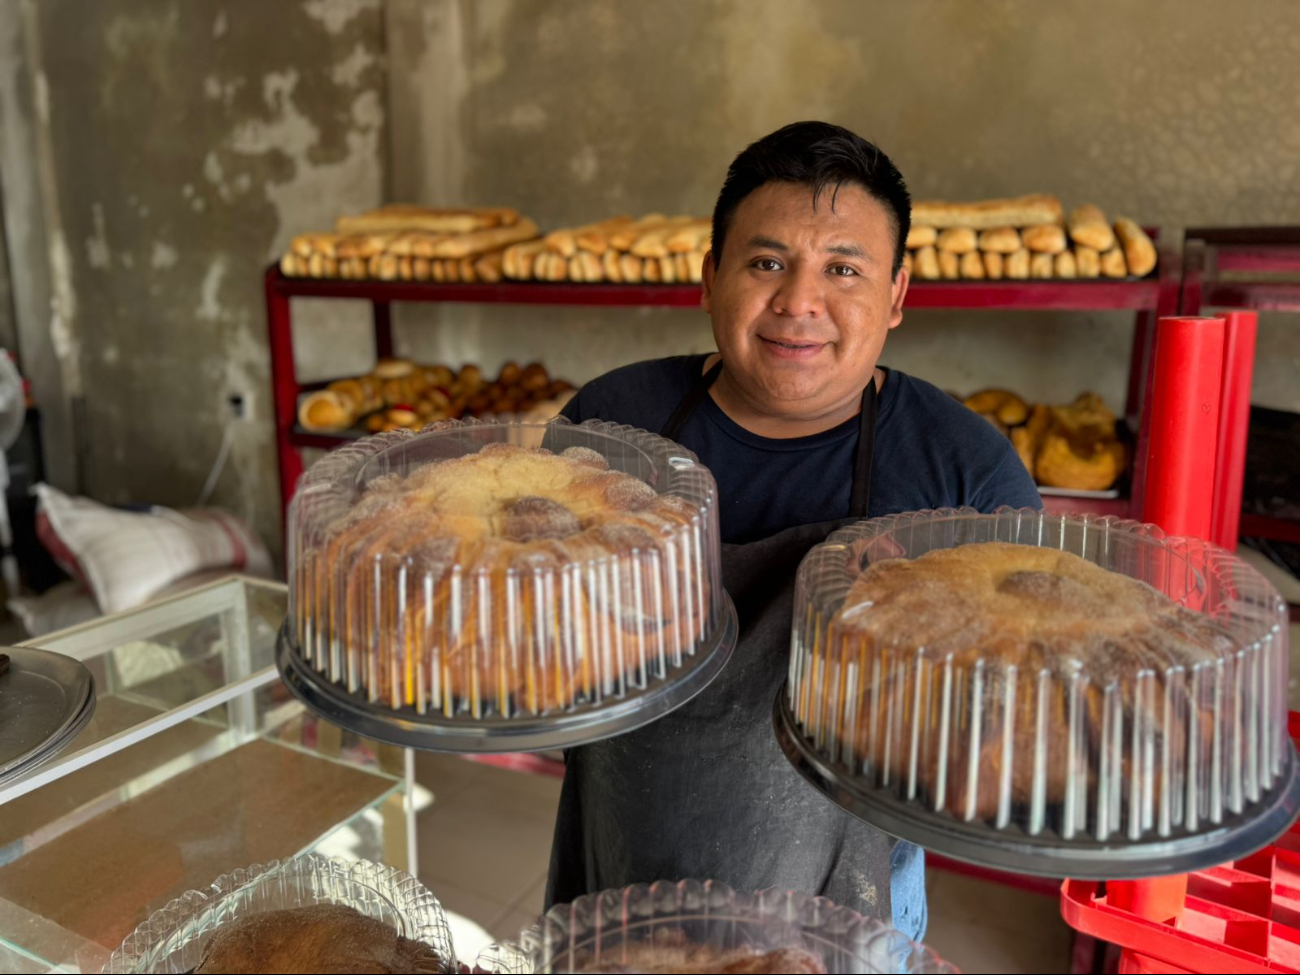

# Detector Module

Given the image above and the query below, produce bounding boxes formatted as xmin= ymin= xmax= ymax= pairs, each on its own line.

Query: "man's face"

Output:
xmin=702 ymin=181 xmax=909 ymax=419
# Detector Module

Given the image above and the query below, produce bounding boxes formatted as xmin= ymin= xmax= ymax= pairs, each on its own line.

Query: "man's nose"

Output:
xmin=770 ymin=264 xmax=825 ymax=318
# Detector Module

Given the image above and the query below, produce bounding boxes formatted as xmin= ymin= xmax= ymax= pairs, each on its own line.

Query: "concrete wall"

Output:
xmin=0 ymin=0 xmax=387 ymax=555
xmin=384 ymin=0 xmax=1300 ymax=413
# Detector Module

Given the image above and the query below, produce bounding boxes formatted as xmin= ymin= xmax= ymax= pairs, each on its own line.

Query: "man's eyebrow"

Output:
xmin=747 ymin=235 xmax=787 ymax=251
xmin=827 ymin=243 xmax=869 ymax=260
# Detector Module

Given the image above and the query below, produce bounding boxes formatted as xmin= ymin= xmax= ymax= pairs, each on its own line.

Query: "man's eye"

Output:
xmin=828 ymin=264 xmax=858 ymax=277
xmin=752 ymin=258 xmax=782 ymax=271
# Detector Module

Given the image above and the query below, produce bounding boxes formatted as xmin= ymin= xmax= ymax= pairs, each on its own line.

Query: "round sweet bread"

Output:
xmin=293 ymin=440 xmax=711 ymax=715
xmin=825 ymin=541 xmax=1233 ymax=820
xmin=193 ymin=904 xmax=441 ymax=974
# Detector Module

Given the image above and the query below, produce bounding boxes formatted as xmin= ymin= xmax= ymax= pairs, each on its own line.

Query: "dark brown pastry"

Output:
xmin=193 ymin=903 xmax=442 ymax=974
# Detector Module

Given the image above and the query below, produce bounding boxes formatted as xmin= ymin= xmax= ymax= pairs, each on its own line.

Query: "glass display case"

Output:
xmin=0 ymin=576 xmax=416 ymax=974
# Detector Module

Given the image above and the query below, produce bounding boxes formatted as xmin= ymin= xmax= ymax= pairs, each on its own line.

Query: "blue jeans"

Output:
xmin=890 ymin=842 xmax=928 ymax=941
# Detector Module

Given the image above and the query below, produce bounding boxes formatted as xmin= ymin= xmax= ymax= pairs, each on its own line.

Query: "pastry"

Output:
xmin=294 ymin=442 xmax=711 ymax=713
xmin=1067 ymin=204 xmax=1115 ymax=251
xmin=193 ymin=903 xmax=443 ymax=974
xmin=1114 ymin=218 xmax=1157 ymax=277
xmin=963 ymin=389 xmax=1028 ymax=427
xmin=298 ymin=391 xmax=355 ymax=432
xmin=911 ymin=193 xmax=1063 ymax=230
xmin=824 ymin=542 xmax=1232 ymax=819
xmin=1100 ymin=247 xmax=1128 ymax=277
xmin=1021 ymin=224 xmax=1067 ymax=255
xmin=574 ymin=941 xmax=826 ymax=974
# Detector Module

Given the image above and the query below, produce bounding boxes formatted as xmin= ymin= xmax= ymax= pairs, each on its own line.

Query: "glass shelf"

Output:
xmin=0 ymin=576 xmax=416 ymax=974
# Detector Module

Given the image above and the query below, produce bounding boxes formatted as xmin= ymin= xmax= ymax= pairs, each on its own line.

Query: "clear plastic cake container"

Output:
xmin=281 ymin=418 xmax=735 ymax=752
xmin=474 ymin=879 xmax=957 ymax=974
xmin=104 ymin=854 xmax=455 ymax=973
xmin=776 ymin=508 xmax=1299 ymax=878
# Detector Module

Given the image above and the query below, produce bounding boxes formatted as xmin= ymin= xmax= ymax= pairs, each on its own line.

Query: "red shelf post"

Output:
xmin=1211 ymin=311 xmax=1257 ymax=551
xmin=266 ymin=266 xmax=305 ymax=517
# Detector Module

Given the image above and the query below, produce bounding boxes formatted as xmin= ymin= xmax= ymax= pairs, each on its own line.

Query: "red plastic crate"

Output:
xmin=1061 ymin=713 xmax=1300 ymax=973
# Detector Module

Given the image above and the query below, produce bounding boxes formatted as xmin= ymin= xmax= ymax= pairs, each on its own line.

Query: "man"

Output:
xmin=546 ymin=121 xmax=1041 ymax=940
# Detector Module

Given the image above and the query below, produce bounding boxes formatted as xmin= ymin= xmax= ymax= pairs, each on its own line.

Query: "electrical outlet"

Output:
xmin=225 ymin=389 xmax=253 ymax=421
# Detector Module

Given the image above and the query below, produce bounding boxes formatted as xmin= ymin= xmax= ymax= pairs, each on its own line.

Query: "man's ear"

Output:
xmin=887 ymin=263 xmax=909 ymax=331
xmin=701 ymin=250 xmax=716 ymax=314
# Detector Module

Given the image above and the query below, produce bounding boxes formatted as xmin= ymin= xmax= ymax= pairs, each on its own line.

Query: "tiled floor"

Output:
xmin=413 ymin=753 xmax=1075 ymax=972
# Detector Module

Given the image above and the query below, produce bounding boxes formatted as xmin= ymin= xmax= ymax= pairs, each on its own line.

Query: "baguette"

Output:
xmin=1005 ymin=249 xmax=1030 ymax=279
xmin=505 ymin=240 xmax=546 ymax=279
xmin=977 ymin=226 xmax=1021 ymax=254
xmin=620 ymin=253 xmax=644 ymax=283
xmin=936 ymin=227 xmax=978 ymax=254
xmin=911 ymin=193 xmax=1063 ymax=230
xmin=459 ymin=256 xmax=476 ymax=282
xmin=409 ymin=234 xmax=447 ymax=259
xmin=1054 ymin=250 xmax=1078 ymax=279
xmin=665 ymin=221 xmax=712 ymax=254
xmin=1100 ymin=247 xmax=1128 ymax=278
xmin=336 ymin=205 xmax=518 ymax=235
xmin=291 ymin=233 xmax=339 ymax=258
xmin=338 ymin=256 xmax=353 ymax=279
xmin=1114 ymin=218 xmax=1156 ymax=277
xmin=386 ymin=233 xmax=421 ymax=257
xmin=914 ymin=245 xmax=941 ymax=280
xmin=308 ymin=252 xmax=325 ymax=278
xmin=413 ymin=256 xmax=431 ymax=281
xmin=905 ymin=225 xmax=937 ymax=249
xmin=578 ymin=216 xmax=634 ymax=255
xmin=656 ymin=255 xmax=675 ymax=283
xmin=982 ymin=251 xmax=1004 ymax=280
xmin=568 ymin=255 xmax=586 ymax=283
xmin=630 ymin=217 xmax=696 ymax=258
xmin=337 ymin=233 xmax=396 ymax=259
xmin=430 ymin=257 xmax=446 ymax=282
xmin=674 ymin=252 xmax=691 ymax=280
xmin=428 ymin=218 xmax=539 ymax=259
xmin=1030 ymin=252 xmax=1054 ymax=279
xmin=1075 ymin=246 xmax=1101 ymax=278
xmin=581 ymin=251 xmax=602 ymax=282
xmin=397 ymin=255 xmax=413 ymax=281
xmin=1022 ymin=224 xmax=1068 ymax=254
xmin=1067 ymin=204 xmax=1115 ymax=251
xmin=444 ymin=258 xmax=460 ymax=283
xmin=938 ymin=250 xmax=960 ymax=280
xmin=367 ymin=253 xmax=383 ymax=278
xmin=644 ymin=256 xmax=662 ymax=282
xmin=609 ymin=214 xmax=669 ymax=251
xmin=546 ymin=216 xmax=628 ymax=257
xmin=377 ymin=254 xmax=400 ymax=281
xmin=959 ymin=250 xmax=985 ymax=279
xmin=545 ymin=252 xmax=568 ymax=282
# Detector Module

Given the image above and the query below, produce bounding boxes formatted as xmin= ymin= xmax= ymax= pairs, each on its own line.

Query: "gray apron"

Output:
xmin=546 ymin=363 xmax=902 ymax=921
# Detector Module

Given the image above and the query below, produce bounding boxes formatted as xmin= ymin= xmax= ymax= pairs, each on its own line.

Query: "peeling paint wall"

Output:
xmin=386 ymin=0 xmax=1300 ymax=412
xmin=2 ymin=0 xmax=387 ymax=555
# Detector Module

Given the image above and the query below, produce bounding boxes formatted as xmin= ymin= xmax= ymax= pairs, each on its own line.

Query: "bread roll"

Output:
xmin=1030 ymin=252 xmax=1054 ymax=279
xmin=938 ymin=250 xmax=960 ymax=280
xmin=910 ymin=193 xmax=1063 ymax=230
xmin=659 ymin=255 xmax=677 ymax=283
xmin=644 ymin=256 xmax=662 ymax=282
xmin=1100 ymin=247 xmax=1128 ymax=278
xmin=1067 ymin=204 xmax=1115 ymax=251
xmin=977 ymin=227 xmax=1021 ymax=253
xmin=373 ymin=359 xmax=416 ymax=380
xmin=459 ymin=256 xmax=476 ymax=282
xmin=279 ymin=252 xmax=300 ymax=276
xmin=665 ymin=221 xmax=711 ymax=254
xmin=982 ymin=251 xmax=1004 ymax=280
xmin=905 ymin=226 xmax=938 ymax=249
xmin=1114 ymin=218 xmax=1157 ymax=277
xmin=1075 ymin=246 xmax=1101 ymax=278
xmin=937 ymin=227 xmax=978 ymax=254
xmin=474 ymin=252 xmax=502 ymax=282
xmin=915 ymin=245 xmax=941 ymax=280
xmin=608 ymin=214 xmax=668 ymax=251
xmin=602 ymin=249 xmax=623 ymax=282
xmin=413 ymin=256 xmax=431 ymax=281
xmin=630 ymin=217 xmax=696 ymax=258
xmin=674 ymin=252 xmax=691 ymax=280
xmin=959 ymin=251 xmax=985 ymax=279
xmin=580 ymin=251 xmax=602 ymax=282
xmin=377 ymin=254 xmax=399 ymax=281
xmin=430 ymin=257 xmax=446 ymax=282
xmin=298 ymin=391 xmax=354 ymax=431
xmin=545 ymin=252 xmax=568 ymax=281
xmin=1054 ymin=250 xmax=1078 ymax=279
xmin=687 ymin=251 xmax=706 ymax=283
xmin=578 ymin=216 xmax=634 ymax=255
xmin=307 ymin=252 xmax=326 ymax=278
xmin=1005 ymin=249 xmax=1030 ymax=279
xmin=397 ymin=256 xmax=413 ymax=281
xmin=444 ymin=258 xmax=460 ymax=282
xmin=567 ymin=255 xmax=586 ymax=283
xmin=620 ymin=252 xmax=644 ymax=283
xmin=1022 ymin=224 xmax=1068 ymax=254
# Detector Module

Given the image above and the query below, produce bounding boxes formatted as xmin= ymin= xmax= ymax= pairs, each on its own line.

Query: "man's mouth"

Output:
xmin=759 ymin=336 xmax=827 ymax=360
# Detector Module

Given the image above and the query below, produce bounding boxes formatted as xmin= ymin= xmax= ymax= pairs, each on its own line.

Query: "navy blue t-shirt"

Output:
xmin=561 ymin=354 xmax=1042 ymax=543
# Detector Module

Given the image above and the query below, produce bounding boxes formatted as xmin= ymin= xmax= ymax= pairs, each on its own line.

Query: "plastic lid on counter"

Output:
xmin=475 ymin=878 xmax=958 ymax=974
xmin=280 ymin=418 xmax=736 ymax=752
xmin=776 ymin=508 xmax=1300 ymax=878
xmin=105 ymin=854 xmax=455 ymax=973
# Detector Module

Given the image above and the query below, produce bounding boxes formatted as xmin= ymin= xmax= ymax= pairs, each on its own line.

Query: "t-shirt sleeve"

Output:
xmin=969 ymin=441 xmax=1044 ymax=512
xmin=559 ymin=387 xmax=585 ymax=423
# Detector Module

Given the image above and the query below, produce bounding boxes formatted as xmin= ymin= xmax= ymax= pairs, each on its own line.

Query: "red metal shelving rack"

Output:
xmin=1180 ymin=226 xmax=1300 ymax=549
xmin=264 ymin=236 xmax=1180 ymax=522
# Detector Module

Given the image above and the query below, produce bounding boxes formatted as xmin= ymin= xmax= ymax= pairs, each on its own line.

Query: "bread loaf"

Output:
xmin=1022 ymin=224 xmax=1068 ymax=254
xmin=905 ymin=226 xmax=938 ymax=249
xmin=911 ymin=193 xmax=1063 ymax=230
xmin=977 ymin=227 xmax=1021 ymax=254
xmin=914 ymin=246 xmax=940 ymax=280
xmin=608 ymin=214 xmax=668 ymax=251
xmin=336 ymin=205 xmax=518 ymax=235
xmin=1114 ymin=218 xmax=1157 ymax=277
xmin=1005 ymin=249 xmax=1030 ymax=279
xmin=1075 ymin=246 xmax=1101 ymax=278
xmin=1030 ymin=252 xmax=1054 ymax=279
xmin=1054 ymin=250 xmax=1078 ymax=279
xmin=937 ymin=227 xmax=978 ymax=254
xmin=1067 ymin=205 xmax=1115 ymax=251
xmin=1100 ymin=247 xmax=1128 ymax=278
xmin=983 ymin=251 xmax=1004 ymax=279
xmin=938 ymin=250 xmax=960 ymax=280
xmin=960 ymin=251 xmax=985 ymax=279
xmin=428 ymin=218 xmax=539 ymax=259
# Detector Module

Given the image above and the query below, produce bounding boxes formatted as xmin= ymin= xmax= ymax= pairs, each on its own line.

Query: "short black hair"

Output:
xmin=711 ymin=121 xmax=912 ymax=276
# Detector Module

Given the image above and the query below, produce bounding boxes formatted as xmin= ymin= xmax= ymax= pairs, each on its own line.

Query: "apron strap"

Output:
xmin=660 ymin=358 xmax=879 ymax=518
